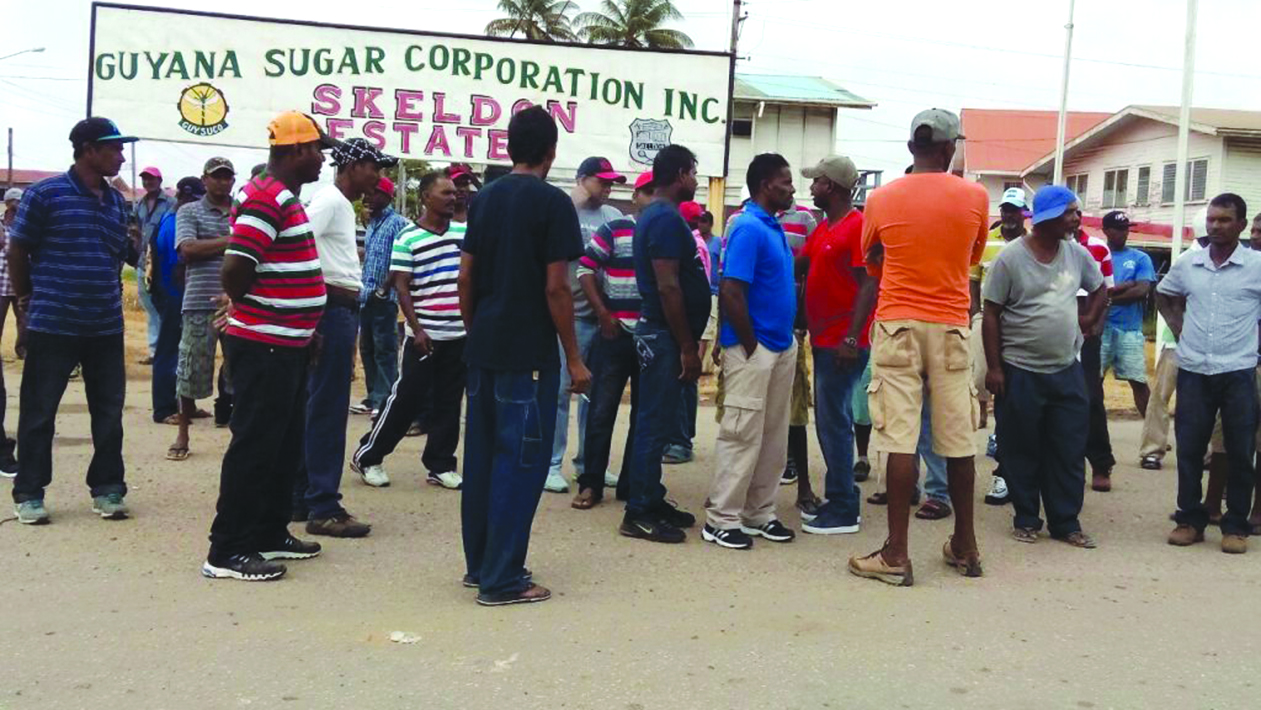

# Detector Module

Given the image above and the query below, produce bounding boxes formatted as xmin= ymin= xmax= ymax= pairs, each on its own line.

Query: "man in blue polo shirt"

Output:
xmin=702 ymin=153 xmax=800 ymax=550
xmin=7 ymin=117 xmax=140 ymax=525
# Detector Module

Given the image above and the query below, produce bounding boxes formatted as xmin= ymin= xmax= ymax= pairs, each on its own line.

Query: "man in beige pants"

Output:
xmin=703 ymin=153 xmax=801 ymax=550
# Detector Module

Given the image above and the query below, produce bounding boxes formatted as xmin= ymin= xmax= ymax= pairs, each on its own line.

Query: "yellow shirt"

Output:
xmin=969 ymin=226 xmax=1014 ymax=283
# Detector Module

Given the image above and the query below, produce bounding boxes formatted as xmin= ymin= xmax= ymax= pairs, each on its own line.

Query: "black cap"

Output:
xmin=176 ymin=176 xmax=206 ymax=199
xmin=69 ymin=117 xmax=138 ymax=150
xmin=1102 ymin=210 xmax=1130 ymax=230
xmin=330 ymin=138 xmax=399 ymax=169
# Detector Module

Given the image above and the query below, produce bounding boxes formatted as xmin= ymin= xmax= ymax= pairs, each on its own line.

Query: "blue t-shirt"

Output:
xmin=706 ymin=235 xmax=723 ymax=295
xmin=633 ymin=200 xmax=711 ymax=340
xmin=1107 ymin=246 xmax=1156 ymax=332
xmin=718 ymin=203 xmax=797 ymax=352
xmin=154 ymin=212 xmax=183 ymax=305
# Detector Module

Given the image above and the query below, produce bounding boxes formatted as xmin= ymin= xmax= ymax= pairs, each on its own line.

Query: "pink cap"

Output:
xmin=448 ymin=163 xmax=473 ymax=181
xmin=376 ymin=177 xmax=395 ymax=196
xmin=634 ymin=171 xmax=654 ymax=191
xmin=680 ymin=201 xmax=704 ymax=224
xmin=139 ymin=166 xmax=162 ymax=180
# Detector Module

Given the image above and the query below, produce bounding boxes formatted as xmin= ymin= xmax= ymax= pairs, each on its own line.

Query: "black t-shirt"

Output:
xmin=462 ymin=173 xmax=584 ymax=371
xmin=633 ymin=200 xmax=711 ymax=340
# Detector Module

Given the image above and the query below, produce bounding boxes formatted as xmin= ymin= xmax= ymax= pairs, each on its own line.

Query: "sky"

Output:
xmin=2 ymin=0 xmax=1259 ymax=189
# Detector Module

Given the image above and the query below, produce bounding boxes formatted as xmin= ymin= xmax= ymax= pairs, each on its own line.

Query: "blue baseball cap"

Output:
xmin=69 ymin=117 xmax=138 ymax=150
xmin=1031 ymin=185 xmax=1079 ymax=225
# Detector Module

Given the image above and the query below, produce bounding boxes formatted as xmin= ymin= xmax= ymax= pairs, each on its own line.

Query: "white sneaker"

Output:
xmin=427 ymin=471 xmax=463 ymax=490
xmin=356 ymin=463 xmax=390 ymax=488
xmin=984 ymin=474 xmax=1009 ymax=505
xmin=544 ymin=470 xmax=570 ymax=493
xmin=603 ymin=469 xmax=619 ymax=487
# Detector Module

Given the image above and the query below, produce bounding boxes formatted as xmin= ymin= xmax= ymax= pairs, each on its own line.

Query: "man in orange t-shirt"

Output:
xmin=849 ymin=108 xmax=988 ymax=587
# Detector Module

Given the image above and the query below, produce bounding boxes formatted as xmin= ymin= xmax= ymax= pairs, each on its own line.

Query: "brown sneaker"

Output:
xmin=306 ymin=512 xmax=372 ymax=538
xmin=1222 ymin=534 xmax=1248 ymax=554
xmin=848 ymin=549 xmax=913 ymax=587
xmin=1167 ymin=524 xmax=1204 ymax=546
xmin=1091 ymin=473 xmax=1112 ymax=492
xmin=942 ymin=536 xmax=983 ymax=578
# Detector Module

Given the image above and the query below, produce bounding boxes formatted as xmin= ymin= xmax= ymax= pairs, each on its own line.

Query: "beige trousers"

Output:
xmin=1139 ymin=347 xmax=1228 ymax=460
xmin=706 ymin=340 xmax=798 ymax=530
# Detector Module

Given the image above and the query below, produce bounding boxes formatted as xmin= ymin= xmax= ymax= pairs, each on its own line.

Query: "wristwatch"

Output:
xmin=842 ymin=336 xmax=859 ymax=349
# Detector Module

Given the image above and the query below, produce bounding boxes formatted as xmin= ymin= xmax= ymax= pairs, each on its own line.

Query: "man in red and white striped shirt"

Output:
xmin=1067 ymin=206 xmax=1118 ymax=493
xmin=204 ymin=112 xmax=333 ymax=582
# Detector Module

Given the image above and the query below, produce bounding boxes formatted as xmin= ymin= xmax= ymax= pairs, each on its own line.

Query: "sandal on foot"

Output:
xmin=942 ymin=536 xmax=983 ymax=577
xmin=571 ymin=488 xmax=602 ymax=510
xmin=476 ymin=582 xmax=552 ymax=607
xmin=848 ymin=548 xmax=913 ymax=587
xmin=160 ymin=414 xmax=181 ymax=426
xmin=915 ymin=499 xmax=953 ymax=520
xmin=1055 ymin=531 xmax=1097 ymax=549
xmin=166 ymin=445 xmax=190 ymax=461
xmin=1012 ymin=527 xmax=1038 ymax=544
xmin=866 ymin=489 xmax=922 ymax=506
xmin=191 ymin=409 xmax=212 ymax=419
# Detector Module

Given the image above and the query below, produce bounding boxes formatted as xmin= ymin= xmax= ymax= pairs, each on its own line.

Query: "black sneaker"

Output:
xmin=740 ymin=519 xmax=796 ymax=543
xmin=260 ymin=534 xmax=322 ymax=561
xmin=201 ymin=553 xmax=286 ymax=581
xmin=853 ymin=458 xmax=871 ymax=483
xmin=651 ymin=498 xmax=696 ymax=528
xmin=780 ymin=463 xmax=799 ymax=485
xmin=619 ymin=513 xmax=686 ymax=544
xmin=701 ymin=524 xmax=753 ymax=550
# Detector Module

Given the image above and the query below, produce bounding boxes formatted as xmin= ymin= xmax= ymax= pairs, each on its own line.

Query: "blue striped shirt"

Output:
xmin=8 ymin=169 xmax=136 ymax=336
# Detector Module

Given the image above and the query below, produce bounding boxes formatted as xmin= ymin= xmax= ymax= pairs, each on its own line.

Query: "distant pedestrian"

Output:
xmin=1100 ymin=210 xmax=1155 ymax=417
xmin=203 ymin=111 xmax=333 ymax=581
xmin=457 ymin=106 xmax=590 ymax=605
xmin=151 ymin=177 xmax=206 ymax=430
xmin=1158 ymin=193 xmax=1261 ymax=554
xmin=1071 ymin=213 xmax=1117 ymax=492
xmin=355 ymin=177 xmax=408 ymax=415
xmin=8 ymin=117 xmax=140 ymax=524
xmin=983 ymin=185 xmax=1107 ymax=549
xmin=133 ymin=165 xmax=175 ymax=362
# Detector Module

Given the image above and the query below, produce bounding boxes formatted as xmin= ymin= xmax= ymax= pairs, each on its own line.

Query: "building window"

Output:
xmin=730 ymin=118 xmax=753 ymax=138
xmin=1066 ymin=174 xmax=1088 ymax=200
xmin=1135 ymin=166 xmax=1151 ymax=206
xmin=1102 ymin=169 xmax=1129 ymax=209
xmin=1003 ymin=181 xmax=1023 ymax=192
xmin=1161 ymin=159 xmax=1209 ymax=203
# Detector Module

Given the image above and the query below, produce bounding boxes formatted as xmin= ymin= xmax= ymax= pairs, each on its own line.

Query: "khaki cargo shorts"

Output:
xmin=790 ymin=332 xmax=811 ymax=427
xmin=868 ymin=319 xmax=978 ymax=458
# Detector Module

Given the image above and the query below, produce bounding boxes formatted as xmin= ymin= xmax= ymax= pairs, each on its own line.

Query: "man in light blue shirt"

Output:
xmin=1101 ymin=210 xmax=1156 ymax=416
xmin=1157 ymin=193 xmax=1261 ymax=554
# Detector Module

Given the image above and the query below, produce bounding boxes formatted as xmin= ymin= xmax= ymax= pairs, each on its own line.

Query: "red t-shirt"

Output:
xmin=804 ymin=209 xmax=873 ymax=348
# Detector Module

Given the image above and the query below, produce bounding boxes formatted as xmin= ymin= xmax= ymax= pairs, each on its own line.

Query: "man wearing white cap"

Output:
xmin=0 ymin=188 xmax=24 ymax=476
xmin=133 ymin=166 xmax=174 ymax=362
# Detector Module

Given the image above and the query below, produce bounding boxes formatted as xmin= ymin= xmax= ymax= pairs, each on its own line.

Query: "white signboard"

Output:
xmin=88 ymin=3 xmax=734 ymax=176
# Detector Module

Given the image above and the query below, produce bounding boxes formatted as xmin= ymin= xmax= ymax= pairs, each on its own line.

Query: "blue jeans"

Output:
xmin=812 ymin=347 xmax=868 ymax=518
xmin=299 ymin=305 xmax=359 ymax=519
xmin=627 ymin=321 xmax=682 ymax=516
xmin=1174 ymin=368 xmax=1258 ymax=536
xmin=916 ymin=396 xmax=949 ymax=503
xmin=359 ymin=297 xmax=399 ymax=410
xmin=578 ymin=328 xmax=637 ymax=497
xmin=669 ymin=381 xmax=698 ymax=452
xmin=551 ymin=318 xmax=599 ymax=476
xmin=997 ymin=362 xmax=1089 ymax=536
xmin=462 ymin=366 xmax=560 ymax=596
xmin=151 ymin=288 xmax=183 ymax=422
xmin=136 ymin=255 xmax=161 ymax=356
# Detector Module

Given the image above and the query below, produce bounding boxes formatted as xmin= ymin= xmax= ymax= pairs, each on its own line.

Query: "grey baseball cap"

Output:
xmin=801 ymin=155 xmax=860 ymax=189
xmin=910 ymin=108 xmax=964 ymax=144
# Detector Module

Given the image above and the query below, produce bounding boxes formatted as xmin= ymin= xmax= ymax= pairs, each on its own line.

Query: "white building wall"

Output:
xmin=1221 ymin=138 xmax=1261 ymax=218
xmin=965 ymin=173 xmax=1031 ymax=217
xmin=1057 ymin=119 xmax=1224 ymax=224
xmin=725 ymin=101 xmax=837 ymax=207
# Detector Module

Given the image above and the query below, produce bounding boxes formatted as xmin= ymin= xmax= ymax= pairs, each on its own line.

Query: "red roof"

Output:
xmin=2 ymin=169 xmax=62 ymax=186
xmin=961 ymin=109 xmax=1111 ymax=174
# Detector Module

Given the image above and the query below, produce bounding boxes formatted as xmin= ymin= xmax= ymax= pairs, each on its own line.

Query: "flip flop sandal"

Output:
xmin=166 ymin=446 xmax=190 ymax=461
xmin=942 ymin=536 xmax=983 ymax=577
xmin=867 ymin=490 xmax=922 ymax=506
xmin=1054 ymin=531 xmax=1097 ymax=549
xmin=916 ymin=499 xmax=953 ymax=520
xmin=1012 ymin=527 xmax=1039 ymax=544
xmin=571 ymin=488 xmax=602 ymax=510
xmin=161 ymin=414 xmax=182 ymax=425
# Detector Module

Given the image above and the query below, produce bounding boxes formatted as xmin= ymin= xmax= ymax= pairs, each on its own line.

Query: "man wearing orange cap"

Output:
xmin=204 ymin=111 xmax=333 ymax=581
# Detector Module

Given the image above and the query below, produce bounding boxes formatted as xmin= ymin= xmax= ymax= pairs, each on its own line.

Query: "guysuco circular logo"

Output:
xmin=177 ymin=83 xmax=229 ymax=137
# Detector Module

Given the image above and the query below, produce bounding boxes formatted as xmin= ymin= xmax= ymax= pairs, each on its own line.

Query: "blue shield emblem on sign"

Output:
xmin=628 ymin=118 xmax=673 ymax=165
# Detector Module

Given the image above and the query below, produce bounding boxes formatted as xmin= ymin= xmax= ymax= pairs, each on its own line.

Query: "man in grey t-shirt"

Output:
xmin=169 ymin=157 xmax=236 ymax=461
xmin=545 ymin=156 xmax=626 ymax=494
xmin=982 ymin=185 xmax=1107 ymax=549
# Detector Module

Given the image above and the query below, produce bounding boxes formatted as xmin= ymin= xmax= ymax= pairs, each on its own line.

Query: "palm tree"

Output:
xmin=574 ymin=0 xmax=694 ymax=49
xmin=485 ymin=0 xmax=580 ymax=42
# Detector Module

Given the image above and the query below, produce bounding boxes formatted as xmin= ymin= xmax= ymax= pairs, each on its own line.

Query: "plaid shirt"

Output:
xmin=0 ymin=216 xmax=12 ymax=297
xmin=360 ymin=205 xmax=409 ymax=304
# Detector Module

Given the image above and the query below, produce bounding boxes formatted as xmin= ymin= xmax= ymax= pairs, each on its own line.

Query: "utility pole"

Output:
xmin=6 ymin=128 xmax=12 ymax=191
xmin=730 ymin=0 xmax=743 ymax=55
xmin=1052 ymin=0 xmax=1076 ymax=185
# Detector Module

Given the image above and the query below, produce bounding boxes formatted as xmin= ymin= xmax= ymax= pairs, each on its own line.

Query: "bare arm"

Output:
xmin=847 ymin=268 xmax=878 ymax=345
xmin=653 ymin=258 xmax=701 ymax=381
xmin=1156 ymin=292 xmax=1185 ymax=341
xmin=1108 ymin=280 xmax=1151 ymax=305
xmin=579 ymin=272 xmax=620 ymax=340
xmin=394 ymin=270 xmax=431 ymax=355
xmin=969 ymin=279 xmax=982 ymax=318
xmin=8 ymin=241 xmax=31 ymax=301
xmin=458 ymin=253 xmax=476 ymax=330
xmin=982 ymin=302 xmax=1005 ymax=398
xmin=546 ymin=261 xmax=591 ymax=394
xmin=220 ymin=254 xmax=257 ymax=303
xmin=719 ymin=278 xmax=756 ymax=357
xmin=178 ymin=237 xmax=229 ymax=263
xmin=1080 ymin=284 xmax=1108 ymax=335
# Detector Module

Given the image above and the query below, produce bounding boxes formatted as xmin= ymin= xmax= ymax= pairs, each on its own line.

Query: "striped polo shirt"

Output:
xmin=724 ymin=203 xmax=818 ymax=255
xmin=1075 ymin=229 xmax=1115 ymax=296
xmin=224 ymin=174 xmax=326 ymax=347
xmin=577 ymin=216 xmax=639 ymax=330
xmin=7 ymin=169 xmax=135 ymax=336
xmin=175 ymin=196 xmax=230 ymax=313
xmin=391 ymin=220 xmax=466 ymax=340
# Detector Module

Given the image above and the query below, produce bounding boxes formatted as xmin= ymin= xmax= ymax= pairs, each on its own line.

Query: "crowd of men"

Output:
xmin=5 ymin=104 xmax=1261 ymax=602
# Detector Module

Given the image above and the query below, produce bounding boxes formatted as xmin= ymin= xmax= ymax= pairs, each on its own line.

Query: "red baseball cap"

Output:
xmin=376 ymin=177 xmax=395 ymax=196
xmin=449 ymin=163 xmax=473 ymax=181
xmin=634 ymin=171 xmax=654 ymax=191
xmin=680 ymin=201 xmax=704 ymax=224
xmin=577 ymin=156 xmax=626 ymax=183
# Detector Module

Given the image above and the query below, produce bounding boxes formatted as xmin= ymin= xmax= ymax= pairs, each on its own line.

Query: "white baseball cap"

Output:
xmin=3 ymin=188 xmax=22 ymax=203
xmin=999 ymin=187 xmax=1027 ymax=209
